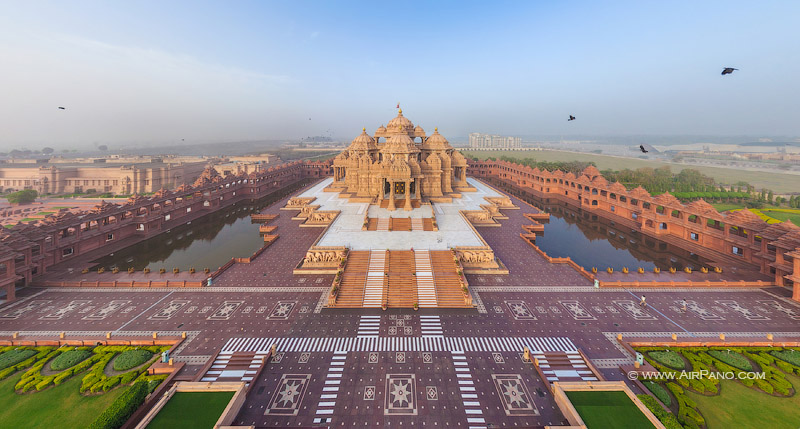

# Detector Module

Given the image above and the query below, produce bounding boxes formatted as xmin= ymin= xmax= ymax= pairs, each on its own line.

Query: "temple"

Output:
xmin=330 ymin=109 xmax=469 ymax=210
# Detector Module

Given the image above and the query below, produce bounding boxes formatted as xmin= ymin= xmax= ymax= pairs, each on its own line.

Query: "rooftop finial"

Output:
xmin=435 ymin=127 xmax=438 ymax=132
xmin=362 ymin=127 xmax=366 ymax=132
xmin=398 ymin=108 xmax=402 ymax=115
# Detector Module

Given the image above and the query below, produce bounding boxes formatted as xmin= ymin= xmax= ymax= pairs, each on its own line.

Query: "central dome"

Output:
xmin=386 ymin=109 xmax=414 ymax=133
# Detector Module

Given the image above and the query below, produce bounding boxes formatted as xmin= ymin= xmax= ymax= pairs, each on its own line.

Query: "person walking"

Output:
xmin=681 ymin=299 xmax=687 ymax=313
xmin=640 ymin=295 xmax=647 ymax=307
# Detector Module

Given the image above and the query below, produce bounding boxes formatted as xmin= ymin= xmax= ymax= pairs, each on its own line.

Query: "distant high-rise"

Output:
xmin=469 ymin=133 xmax=522 ymax=149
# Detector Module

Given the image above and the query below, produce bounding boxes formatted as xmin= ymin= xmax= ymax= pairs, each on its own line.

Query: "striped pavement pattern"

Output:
xmin=411 ymin=218 xmax=424 ymax=231
xmin=313 ymin=350 xmax=346 ymax=422
xmin=419 ymin=315 xmax=443 ymax=336
xmin=357 ymin=315 xmax=380 ymax=337
xmin=200 ymin=351 xmax=267 ymax=384
xmin=221 ymin=336 xmax=576 ymax=353
xmin=534 ymin=350 xmax=598 ymax=383
xmin=452 ymin=351 xmax=486 ymax=428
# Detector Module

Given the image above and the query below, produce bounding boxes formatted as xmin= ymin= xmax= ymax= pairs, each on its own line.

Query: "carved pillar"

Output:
xmin=388 ymin=180 xmax=396 ymax=211
xmin=404 ymin=180 xmax=412 ymax=211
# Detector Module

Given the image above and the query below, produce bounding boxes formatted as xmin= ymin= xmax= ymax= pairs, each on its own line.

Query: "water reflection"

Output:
xmin=491 ymin=180 xmax=709 ymax=270
xmin=91 ymin=179 xmax=313 ymax=271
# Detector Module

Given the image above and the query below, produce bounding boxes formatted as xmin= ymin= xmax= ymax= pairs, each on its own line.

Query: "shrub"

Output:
xmin=6 ymin=189 xmax=38 ymax=204
xmin=88 ymin=380 xmax=149 ymax=429
xmin=113 ymin=350 xmax=152 ymax=371
xmin=708 ymin=350 xmax=753 ymax=371
xmin=771 ymin=349 xmax=800 ymax=367
xmin=0 ymin=349 xmax=37 ymax=370
xmin=649 ymin=350 xmax=685 ymax=370
xmin=643 ymin=381 xmax=671 ymax=406
xmin=51 ymin=349 xmax=92 ymax=371
xmin=755 ymin=378 xmax=774 ymax=394
xmin=637 ymin=394 xmax=683 ymax=429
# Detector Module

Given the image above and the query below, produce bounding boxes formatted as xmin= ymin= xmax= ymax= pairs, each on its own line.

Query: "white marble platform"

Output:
xmin=293 ymin=178 xmax=504 ymax=251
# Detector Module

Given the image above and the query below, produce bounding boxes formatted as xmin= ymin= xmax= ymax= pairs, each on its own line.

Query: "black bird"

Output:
xmin=721 ymin=67 xmax=738 ymax=75
xmin=639 ymin=145 xmax=649 ymax=153
xmin=58 ymin=107 xmax=66 ymax=110
xmin=568 ymin=115 xmax=576 ymax=121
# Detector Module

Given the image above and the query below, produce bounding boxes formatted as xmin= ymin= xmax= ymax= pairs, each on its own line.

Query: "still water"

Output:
xmin=492 ymin=180 xmax=709 ymax=271
xmin=91 ymin=179 xmax=313 ymax=271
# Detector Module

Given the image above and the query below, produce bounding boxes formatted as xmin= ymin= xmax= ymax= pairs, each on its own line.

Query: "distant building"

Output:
xmin=468 ymin=133 xmax=522 ymax=149
xmin=0 ymin=154 xmax=277 ymax=195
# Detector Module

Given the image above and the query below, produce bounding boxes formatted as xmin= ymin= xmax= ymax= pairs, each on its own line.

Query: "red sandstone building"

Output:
xmin=0 ymin=160 xmax=332 ymax=301
xmin=468 ymin=160 xmax=800 ymax=293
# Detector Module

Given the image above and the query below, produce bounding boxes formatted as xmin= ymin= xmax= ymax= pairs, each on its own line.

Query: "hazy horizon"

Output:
xmin=2 ymin=1 xmax=799 ymax=149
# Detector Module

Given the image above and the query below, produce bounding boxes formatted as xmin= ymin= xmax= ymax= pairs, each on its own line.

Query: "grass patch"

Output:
xmin=685 ymin=374 xmax=800 ymax=429
xmin=711 ymin=203 xmax=746 ymax=213
xmin=708 ymin=350 xmax=753 ymax=371
xmin=146 ymin=391 xmax=235 ymax=429
xmin=771 ymin=349 xmax=800 ymax=367
xmin=112 ymin=349 xmax=152 ymax=371
xmin=759 ymin=210 xmax=800 ymax=225
xmin=649 ymin=351 xmax=686 ymax=370
xmin=50 ymin=349 xmax=92 ymax=371
xmin=0 ymin=371 xmax=127 ymax=429
xmin=565 ymin=390 xmax=656 ymax=428
xmin=463 ymin=149 xmax=800 ymax=193
xmin=0 ymin=349 xmax=37 ymax=370
xmin=19 ymin=217 xmax=38 ymax=222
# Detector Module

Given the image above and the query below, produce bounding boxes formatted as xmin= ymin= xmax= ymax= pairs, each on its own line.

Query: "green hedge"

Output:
xmin=667 ymin=382 xmax=705 ymax=428
xmin=0 ymin=349 xmax=37 ymax=370
xmin=643 ymin=381 xmax=671 ymax=406
xmin=113 ymin=350 xmax=152 ymax=371
xmin=637 ymin=394 xmax=683 ymax=429
xmin=88 ymin=380 xmax=149 ymax=429
xmin=708 ymin=350 xmax=753 ymax=371
xmin=771 ymin=349 xmax=800 ymax=367
xmin=649 ymin=350 xmax=685 ymax=370
xmin=51 ymin=349 xmax=92 ymax=371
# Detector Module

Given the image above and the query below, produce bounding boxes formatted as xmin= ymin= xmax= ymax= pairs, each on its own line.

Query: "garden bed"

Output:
xmin=145 ymin=391 xmax=235 ymax=429
xmin=565 ymin=390 xmax=656 ymax=428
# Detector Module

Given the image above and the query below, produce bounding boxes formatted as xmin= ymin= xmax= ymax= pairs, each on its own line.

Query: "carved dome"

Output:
xmin=348 ymin=128 xmax=377 ymax=152
xmin=382 ymin=133 xmax=419 ymax=154
xmin=422 ymin=128 xmax=451 ymax=150
xmin=386 ymin=109 xmax=414 ymax=133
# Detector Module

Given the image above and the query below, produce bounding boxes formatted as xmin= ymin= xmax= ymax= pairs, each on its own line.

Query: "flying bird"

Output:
xmin=721 ymin=67 xmax=738 ymax=75
xmin=58 ymin=107 xmax=66 ymax=110
xmin=568 ymin=115 xmax=576 ymax=121
xmin=639 ymin=145 xmax=649 ymax=153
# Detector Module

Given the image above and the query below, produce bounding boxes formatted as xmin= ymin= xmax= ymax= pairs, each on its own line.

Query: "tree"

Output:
xmin=42 ymin=147 xmax=54 ymax=154
xmin=98 ymin=145 xmax=108 ymax=151
xmin=768 ymin=190 xmax=774 ymax=205
xmin=6 ymin=189 xmax=38 ymax=204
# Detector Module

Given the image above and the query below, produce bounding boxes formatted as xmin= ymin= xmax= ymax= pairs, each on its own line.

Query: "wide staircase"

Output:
xmin=387 ymin=250 xmax=417 ymax=308
xmin=392 ymin=218 xmax=411 ymax=232
xmin=331 ymin=250 xmax=469 ymax=308
xmin=376 ymin=218 xmax=390 ymax=231
xmin=411 ymin=218 xmax=424 ymax=231
xmin=363 ymin=250 xmax=387 ymax=307
xmin=336 ymin=251 xmax=370 ymax=307
xmin=430 ymin=251 xmax=468 ymax=307
xmin=414 ymin=250 xmax=437 ymax=307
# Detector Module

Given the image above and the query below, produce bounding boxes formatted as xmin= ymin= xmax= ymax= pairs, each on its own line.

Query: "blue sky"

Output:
xmin=1 ymin=1 xmax=799 ymax=147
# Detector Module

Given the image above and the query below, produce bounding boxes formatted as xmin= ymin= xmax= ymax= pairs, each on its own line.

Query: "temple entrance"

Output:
xmin=410 ymin=181 xmax=415 ymax=196
xmin=394 ymin=181 xmax=406 ymax=195
xmin=384 ymin=180 xmax=390 ymax=195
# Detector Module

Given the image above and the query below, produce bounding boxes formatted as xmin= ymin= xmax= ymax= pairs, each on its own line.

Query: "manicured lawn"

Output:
xmin=565 ymin=390 xmax=656 ymax=428
xmin=113 ymin=349 xmax=153 ymax=371
xmin=0 ymin=371 xmax=127 ymax=429
xmin=711 ymin=203 xmax=746 ymax=213
xmin=463 ymin=149 xmax=800 ymax=193
xmin=146 ymin=391 xmax=234 ymax=429
xmin=759 ymin=210 xmax=800 ymax=225
xmin=685 ymin=374 xmax=800 ymax=428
